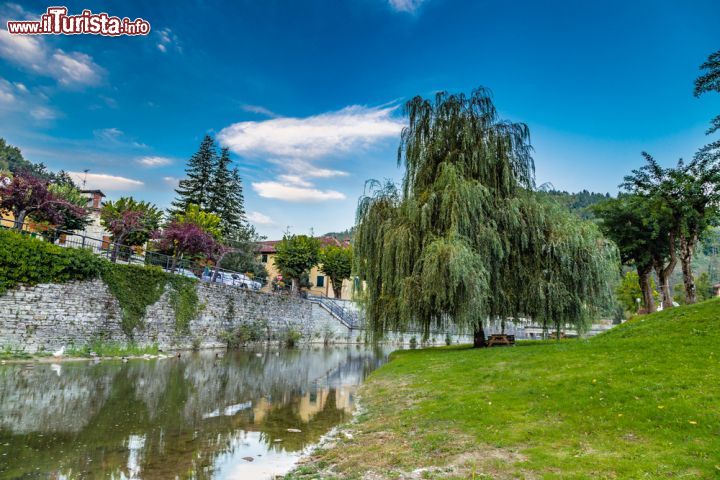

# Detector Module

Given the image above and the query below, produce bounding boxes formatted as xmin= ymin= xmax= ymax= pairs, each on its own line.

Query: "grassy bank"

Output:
xmin=287 ymin=299 xmax=720 ymax=479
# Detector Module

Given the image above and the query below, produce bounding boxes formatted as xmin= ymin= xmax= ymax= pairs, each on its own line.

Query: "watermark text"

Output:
xmin=6 ymin=7 xmax=151 ymax=36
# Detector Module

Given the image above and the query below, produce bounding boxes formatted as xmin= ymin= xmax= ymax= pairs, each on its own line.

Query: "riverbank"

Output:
xmin=284 ymin=299 xmax=720 ymax=479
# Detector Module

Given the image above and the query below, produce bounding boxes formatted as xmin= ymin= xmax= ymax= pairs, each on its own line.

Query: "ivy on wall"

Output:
xmin=167 ymin=276 xmax=203 ymax=334
xmin=101 ymin=264 xmax=167 ymax=336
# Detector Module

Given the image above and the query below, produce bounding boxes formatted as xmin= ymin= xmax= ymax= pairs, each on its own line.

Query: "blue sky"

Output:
xmin=0 ymin=0 xmax=718 ymax=238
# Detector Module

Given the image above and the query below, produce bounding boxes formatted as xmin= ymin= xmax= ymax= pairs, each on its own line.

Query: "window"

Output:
xmin=261 ymin=254 xmax=268 ymax=263
xmin=316 ymin=275 xmax=325 ymax=287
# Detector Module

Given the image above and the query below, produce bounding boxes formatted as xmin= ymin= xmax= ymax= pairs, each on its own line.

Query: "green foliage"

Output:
xmin=167 ymin=276 xmax=202 ymax=334
xmin=0 ymin=137 xmax=32 ymax=173
xmin=319 ymin=245 xmax=352 ymax=298
xmin=101 ymin=264 xmax=167 ymax=336
xmin=67 ymin=340 xmax=159 ymax=358
xmin=222 ymin=319 xmax=269 ymax=348
xmin=0 ymin=345 xmax=33 ymax=360
xmin=616 ymin=271 xmax=659 ymax=314
xmin=674 ymin=271 xmax=714 ymax=305
xmin=170 ymin=134 xmax=217 ymax=215
xmin=283 ymin=328 xmax=302 ymax=348
xmin=47 ymin=182 xmax=91 ymax=231
xmin=355 ymin=89 xmax=618 ymax=340
xmin=208 ymin=149 xmax=248 ymax=237
xmin=0 ymin=229 xmax=104 ymax=294
xmin=100 ymin=196 xmax=162 ymax=247
xmin=274 ymin=234 xmax=321 ymax=293
xmin=593 ymin=194 xmax=667 ymax=311
xmin=694 ymin=49 xmax=720 ymax=135
xmin=172 ymin=203 xmax=223 ymax=239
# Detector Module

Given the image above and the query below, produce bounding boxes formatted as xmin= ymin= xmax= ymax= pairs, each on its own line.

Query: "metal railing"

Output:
xmin=0 ymin=217 xmax=262 ymax=287
xmin=307 ymin=293 xmax=363 ymax=329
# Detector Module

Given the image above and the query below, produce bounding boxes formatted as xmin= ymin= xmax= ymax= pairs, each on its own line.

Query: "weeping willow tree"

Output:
xmin=354 ymin=88 xmax=618 ymax=346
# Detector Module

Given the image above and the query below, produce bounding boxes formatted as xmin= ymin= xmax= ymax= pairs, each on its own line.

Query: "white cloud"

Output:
xmin=29 ymin=106 xmax=58 ymax=120
xmin=388 ymin=0 xmax=426 ymax=12
xmin=156 ymin=28 xmax=180 ymax=54
xmin=68 ymin=172 xmax=144 ymax=191
xmin=252 ymin=181 xmax=346 ymax=202
xmin=0 ymin=78 xmax=58 ymax=120
xmin=278 ymin=174 xmax=312 ymax=187
xmin=93 ymin=127 xmax=123 ymax=141
xmin=217 ymin=105 xmax=402 ymax=159
xmin=241 ymin=104 xmax=278 ymax=118
xmin=273 ymin=159 xmax=349 ymax=179
xmin=137 ymin=156 xmax=173 ymax=168
xmin=163 ymin=176 xmax=180 ymax=187
xmin=247 ymin=211 xmax=274 ymax=225
xmin=218 ymin=104 xmax=401 ymax=203
xmin=0 ymin=29 xmax=103 ymax=86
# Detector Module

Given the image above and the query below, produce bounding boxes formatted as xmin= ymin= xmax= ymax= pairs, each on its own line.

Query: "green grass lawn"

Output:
xmin=287 ymin=299 xmax=720 ymax=479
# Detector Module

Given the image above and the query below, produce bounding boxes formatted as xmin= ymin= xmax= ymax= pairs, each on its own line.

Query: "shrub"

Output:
xmin=284 ymin=328 xmax=302 ymax=348
xmin=222 ymin=319 xmax=269 ymax=348
xmin=0 ymin=229 xmax=105 ymax=294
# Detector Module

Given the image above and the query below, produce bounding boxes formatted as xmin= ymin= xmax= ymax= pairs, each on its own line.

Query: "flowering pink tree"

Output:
xmin=158 ymin=220 xmax=219 ymax=271
xmin=105 ymin=210 xmax=159 ymax=262
xmin=0 ymin=172 xmax=85 ymax=230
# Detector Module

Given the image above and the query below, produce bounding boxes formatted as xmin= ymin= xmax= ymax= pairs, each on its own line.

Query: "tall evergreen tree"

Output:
xmin=170 ymin=135 xmax=218 ymax=215
xmin=226 ymin=166 xmax=247 ymax=232
xmin=207 ymin=147 xmax=247 ymax=236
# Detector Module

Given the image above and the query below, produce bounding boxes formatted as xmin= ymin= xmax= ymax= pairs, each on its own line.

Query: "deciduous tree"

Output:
xmin=274 ymin=234 xmax=320 ymax=295
xmin=0 ymin=172 xmax=86 ymax=230
xmin=355 ymin=89 xmax=617 ymax=346
xmin=158 ymin=221 xmax=219 ymax=271
xmin=319 ymin=244 xmax=352 ymax=298
xmin=100 ymin=197 xmax=162 ymax=262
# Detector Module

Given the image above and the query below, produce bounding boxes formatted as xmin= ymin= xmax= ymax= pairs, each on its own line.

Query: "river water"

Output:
xmin=0 ymin=345 xmax=392 ymax=479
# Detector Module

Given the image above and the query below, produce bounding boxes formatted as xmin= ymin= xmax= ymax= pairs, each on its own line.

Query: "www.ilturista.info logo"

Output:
xmin=7 ymin=6 xmax=150 ymax=36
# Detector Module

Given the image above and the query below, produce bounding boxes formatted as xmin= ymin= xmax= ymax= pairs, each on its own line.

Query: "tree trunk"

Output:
xmin=473 ymin=323 xmax=486 ymax=348
xmin=638 ymin=266 xmax=656 ymax=314
xmin=332 ymin=280 xmax=342 ymax=299
xmin=13 ymin=210 xmax=27 ymax=230
xmin=291 ymin=277 xmax=299 ymax=295
xmin=679 ymin=233 xmax=697 ymax=304
xmin=655 ymin=231 xmax=677 ymax=309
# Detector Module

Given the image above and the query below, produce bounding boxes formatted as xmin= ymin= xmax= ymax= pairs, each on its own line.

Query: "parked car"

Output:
xmin=173 ymin=268 xmax=199 ymax=279
xmin=202 ymin=271 xmax=261 ymax=290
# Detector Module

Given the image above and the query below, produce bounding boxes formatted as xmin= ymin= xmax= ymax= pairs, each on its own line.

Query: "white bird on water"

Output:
xmin=52 ymin=346 xmax=65 ymax=359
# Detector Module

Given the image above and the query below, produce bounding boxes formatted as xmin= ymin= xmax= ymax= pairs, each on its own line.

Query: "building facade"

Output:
xmin=257 ymin=236 xmax=353 ymax=299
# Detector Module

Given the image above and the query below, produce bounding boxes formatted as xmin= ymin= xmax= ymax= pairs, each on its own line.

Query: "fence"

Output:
xmin=0 ymin=217 xmax=261 ymax=287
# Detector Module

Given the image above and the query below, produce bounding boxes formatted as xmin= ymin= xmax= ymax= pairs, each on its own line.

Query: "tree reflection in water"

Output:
xmin=0 ymin=345 xmax=389 ymax=479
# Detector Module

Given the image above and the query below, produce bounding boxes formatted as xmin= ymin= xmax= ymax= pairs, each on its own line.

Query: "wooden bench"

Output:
xmin=487 ymin=334 xmax=515 ymax=347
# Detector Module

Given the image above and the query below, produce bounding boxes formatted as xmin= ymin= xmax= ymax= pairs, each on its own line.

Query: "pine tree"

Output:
xmin=207 ymin=147 xmax=247 ymax=237
xmin=226 ymin=166 xmax=247 ymax=232
xmin=207 ymin=147 xmax=233 ymax=228
xmin=169 ymin=135 xmax=218 ymax=215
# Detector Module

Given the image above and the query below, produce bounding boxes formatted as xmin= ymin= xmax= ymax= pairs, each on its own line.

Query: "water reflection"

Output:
xmin=0 ymin=345 xmax=390 ymax=479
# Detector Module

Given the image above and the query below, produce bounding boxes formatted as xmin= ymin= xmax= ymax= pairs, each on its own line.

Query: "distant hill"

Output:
xmin=538 ymin=188 xmax=613 ymax=220
xmin=323 ymin=227 xmax=355 ymax=241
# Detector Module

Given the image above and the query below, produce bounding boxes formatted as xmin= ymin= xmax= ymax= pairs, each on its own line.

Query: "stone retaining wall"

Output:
xmin=0 ymin=279 xmax=344 ymax=353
